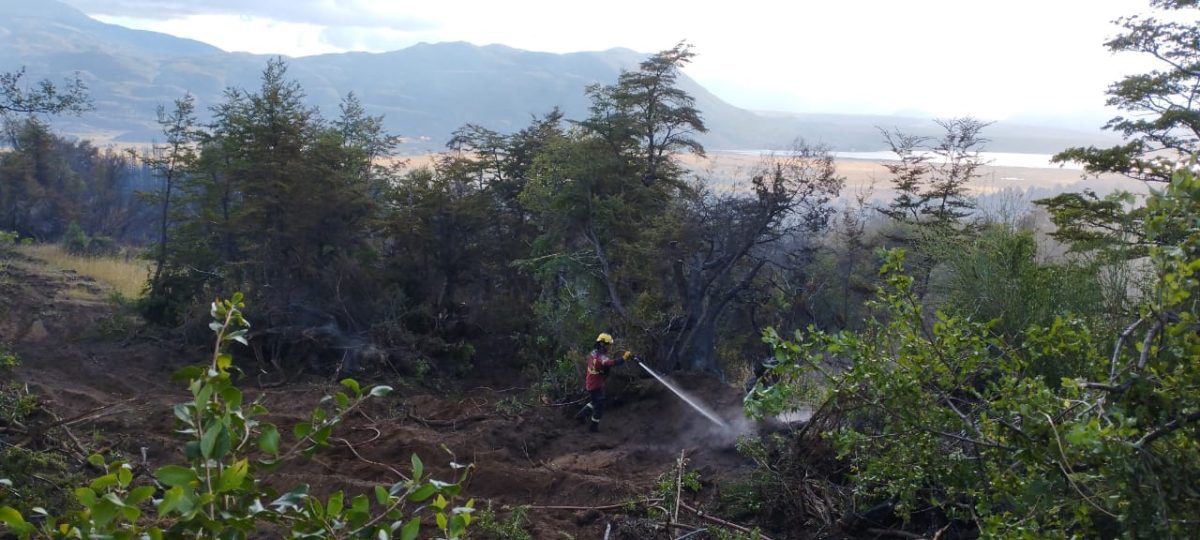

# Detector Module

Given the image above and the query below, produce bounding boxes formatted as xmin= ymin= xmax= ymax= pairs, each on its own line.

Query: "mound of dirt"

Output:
xmin=2 ymin=248 xmax=777 ymax=539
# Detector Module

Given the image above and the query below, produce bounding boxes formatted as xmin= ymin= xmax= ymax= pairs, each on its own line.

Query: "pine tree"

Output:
xmin=142 ymin=94 xmax=199 ymax=296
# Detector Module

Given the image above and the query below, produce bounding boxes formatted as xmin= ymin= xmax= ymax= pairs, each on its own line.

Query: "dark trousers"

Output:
xmin=576 ymin=388 xmax=605 ymax=424
xmin=587 ymin=389 xmax=605 ymax=423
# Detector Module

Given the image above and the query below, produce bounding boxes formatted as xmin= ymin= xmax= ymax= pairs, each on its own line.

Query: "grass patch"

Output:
xmin=17 ymin=244 xmax=148 ymax=299
xmin=62 ymin=286 xmax=103 ymax=301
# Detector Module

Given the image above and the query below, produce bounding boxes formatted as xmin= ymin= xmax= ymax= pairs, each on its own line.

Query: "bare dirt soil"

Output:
xmin=1 ymin=249 xmax=770 ymax=539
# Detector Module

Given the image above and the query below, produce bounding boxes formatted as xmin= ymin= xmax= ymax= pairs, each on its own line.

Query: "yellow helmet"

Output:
xmin=596 ymin=333 xmax=614 ymax=345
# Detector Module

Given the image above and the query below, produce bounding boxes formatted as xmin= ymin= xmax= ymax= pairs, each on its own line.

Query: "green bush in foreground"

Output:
xmin=469 ymin=504 xmax=532 ymax=540
xmin=1 ymin=293 xmax=475 ymax=539
xmin=749 ymin=168 xmax=1200 ymax=538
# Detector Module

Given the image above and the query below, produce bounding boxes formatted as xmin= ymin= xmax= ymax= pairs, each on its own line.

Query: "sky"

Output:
xmin=62 ymin=0 xmax=1163 ymax=124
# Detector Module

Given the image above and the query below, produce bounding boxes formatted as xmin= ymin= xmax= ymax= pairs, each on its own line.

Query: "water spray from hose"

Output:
xmin=638 ymin=361 xmax=730 ymax=430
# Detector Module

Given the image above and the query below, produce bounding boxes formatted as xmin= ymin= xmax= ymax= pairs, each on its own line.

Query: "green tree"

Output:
xmin=579 ymin=41 xmax=706 ymax=188
xmin=142 ymin=94 xmax=200 ymax=298
xmin=923 ymin=118 xmax=988 ymax=227
xmin=0 ymin=67 xmax=91 ymax=116
xmin=152 ymin=59 xmax=394 ymax=345
xmin=78 ymin=147 xmax=144 ymax=243
xmin=877 ymin=129 xmax=931 ymax=225
xmin=143 ymin=127 xmax=240 ymax=324
xmin=1041 ymin=1 xmax=1200 ymax=254
xmin=385 ymin=160 xmax=491 ymax=315
xmin=1035 ymin=189 xmax=1151 ymax=256
xmin=931 ymin=225 xmax=1121 ymax=346
xmin=1053 ymin=0 xmax=1200 ymax=182
xmin=805 ymin=185 xmax=881 ymax=331
xmin=444 ymin=110 xmax=563 ymax=311
xmin=521 ymin=130 xmax=655 ymax=341
xmin=218 ymin=58 xmax=317 ymax=306
xmin=749 ymin=164 xmax=1200 ymax=538
xmin=0 ymin=119 xmax=84 ymax=240
xmin=665 ymin=145 xmax=842 ymax=371
xmin=878 ymin=117 xmax=989 ymax=231
xmin=877 ymin=118 xmax=990 ymax=296
xmin=520 ymin=46 xmax=707 ymax=362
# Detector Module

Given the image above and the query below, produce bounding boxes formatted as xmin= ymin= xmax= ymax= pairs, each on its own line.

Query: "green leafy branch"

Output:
xmin=1 ymin=293 xmax=475 ymax=539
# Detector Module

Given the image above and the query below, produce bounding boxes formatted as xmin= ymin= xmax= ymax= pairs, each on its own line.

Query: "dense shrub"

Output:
xmin=748 ymin=166 xmax=1200 ymax=538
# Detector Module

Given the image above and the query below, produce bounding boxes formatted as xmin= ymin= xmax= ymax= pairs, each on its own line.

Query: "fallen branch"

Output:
xmin=42 ymin=409 xmax=90 ymax=463
xmin=660 ymin=522 xmax=703 ymax=532
xmin=530 ymin=498 xmax=661 ymax=511
xmin=331 ymin=436 xmax=409 ymax=481
xmin=256 ymin=373 xmax=287 ymax=389
xmin=61 ymin=425 xmax=91 ymax=463
xmin=29 ymin=473 xmax=67 ymax=494
xmin=680 ymin=502 xmax=773 ymax=540
xmin=40 ymin=398 xmax=138 ymax=429
xmin=406 ymin=411 xmax=490 ymax=429
xmin=350 ymin=426 xmax=383 ymax=445
xmin=536 ymin=396 xmax=588 ymax=408
xmin=354 ymin=408 xmax=381 ymax=425
xmin=793 ymin=396 xmax=832 ymax=441
xmin=471 ymin=386 xmax=527 ymax=394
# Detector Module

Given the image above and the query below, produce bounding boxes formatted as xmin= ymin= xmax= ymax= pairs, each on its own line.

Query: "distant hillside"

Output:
xmin=1 ymin=0 xmax=1120 ymax=153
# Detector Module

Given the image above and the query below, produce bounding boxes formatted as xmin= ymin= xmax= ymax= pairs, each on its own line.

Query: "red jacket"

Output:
xmin=585 ymin=350 xmax=623 ymax=391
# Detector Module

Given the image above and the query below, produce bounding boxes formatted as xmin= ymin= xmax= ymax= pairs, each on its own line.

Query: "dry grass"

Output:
xmin=16 ymin=244 xmax=149 ymax=299
xmin=62 ymin=286 xmax=103 ymax=301
xmin=681 ymin=151 xmax=1109 ymax=195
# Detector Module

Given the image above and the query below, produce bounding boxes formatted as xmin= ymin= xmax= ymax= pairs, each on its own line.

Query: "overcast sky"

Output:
xmin=62 ymin=0 xmax=1162 ymax=123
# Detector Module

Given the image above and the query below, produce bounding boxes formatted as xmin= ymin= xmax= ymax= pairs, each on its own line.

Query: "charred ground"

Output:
xmin=1 ymin=248 xmax=814 ymax=539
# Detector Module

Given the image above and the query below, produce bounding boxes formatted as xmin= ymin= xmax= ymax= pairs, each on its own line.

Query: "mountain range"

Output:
xmin=1 ymin=0 xmax=1120 ymax=154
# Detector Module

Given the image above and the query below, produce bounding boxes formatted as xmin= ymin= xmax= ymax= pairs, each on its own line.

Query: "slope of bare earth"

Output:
xmin=1 ymin=247 xmax=778 ymax=539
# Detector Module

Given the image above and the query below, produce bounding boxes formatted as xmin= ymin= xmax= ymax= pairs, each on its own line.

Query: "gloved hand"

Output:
xmin=622 ymin=351 xmax=632 ymax=361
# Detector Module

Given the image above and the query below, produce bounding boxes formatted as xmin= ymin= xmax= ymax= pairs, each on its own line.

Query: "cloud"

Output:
xmin=61 ymin=0 xmax=436 ymax=30
xmin=58 ymin=0 xmax=1159 ymax=120
xmin=319 ymin=26 xmax=420 ymax=52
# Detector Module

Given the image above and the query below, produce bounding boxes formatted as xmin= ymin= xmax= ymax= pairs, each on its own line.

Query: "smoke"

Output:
xmin=636 ymin=361 xmax=820 ymax=452
xmin=777 ymin=409 xmax=813 ymax=424
xmin=635 ymin=361 xmax=782 ymax=449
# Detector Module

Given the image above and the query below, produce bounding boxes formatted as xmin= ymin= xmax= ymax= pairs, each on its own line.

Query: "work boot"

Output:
xmin=589 ymin=419 xmax=599 ymax=433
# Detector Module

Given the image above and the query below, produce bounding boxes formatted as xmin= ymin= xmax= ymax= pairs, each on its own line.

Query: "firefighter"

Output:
xmin=574 ymin=332 xmax=636 ymax=432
